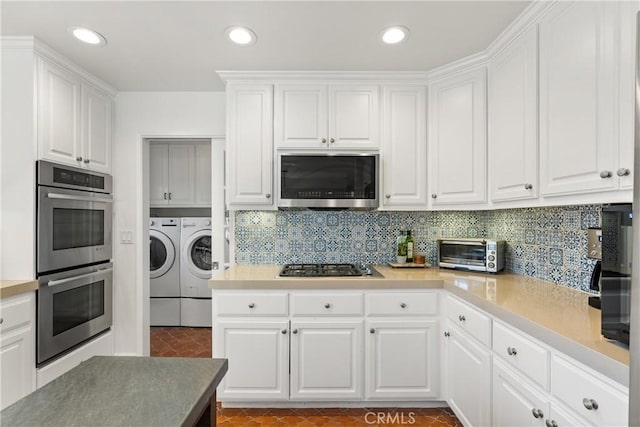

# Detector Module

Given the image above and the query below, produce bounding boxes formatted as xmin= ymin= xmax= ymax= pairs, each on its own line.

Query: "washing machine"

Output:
xmin=150 ymin=217 xmax=181 ymax=326
xmin=180 ymin=217 xmax=213 ymax=327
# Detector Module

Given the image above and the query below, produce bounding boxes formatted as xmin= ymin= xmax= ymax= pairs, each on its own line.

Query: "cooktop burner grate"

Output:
xmin=279 ymin=263 xmax=364 ymax=277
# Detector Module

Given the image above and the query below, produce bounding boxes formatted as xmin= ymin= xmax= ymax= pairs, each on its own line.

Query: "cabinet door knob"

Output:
xmin=84 ymin=159 xmax=90 ymax=164
xmin=400 ymin=303 xmax=406 ymax=308
xmin=281 ymin=329 xmax=287 ymax=334
xmin=321 ymin=138 xmax=327 ymax=144
xmin=76 ymin=156 xmax=83 ymax=162
xmin=599 ymin=170 xmax=613 ymax=179
xmin=507 ymin=346 xmax=518 ymax=356
xmin=265 ymin=193 xmax=271 ymax=199
xmin=458 ymin=315 xmax=466 ymax=322
xmin=546 ymin=420 xmax=558 ymax=427
xmin=324 ymin=303 xmax=331 ymax=309
xmin=444 ymin=331 xmax=450 ymax=337
xmin=431 ymin=194 xmax=437 ymax=199
xmin=330 ymin=138 xmax=335 ymax=143
xmin=617 ymin=168 xmax=631 ymax=177
xmin=531 ymin=408 xmax=544 ymax=419
xmin=248 ymin=303 xmax=255 ymax=309
xmin=292 ymin=329 xmax=298 ymax=334
xmin=524 ymin=183 xmax=533 ymax=190
xmin=583 ymin=398 xmax=599 ymax=410
xmin=370 ymin=328 xmax=375 ymax=334
xmin=385 ymin=194 xmax=391 ymax=199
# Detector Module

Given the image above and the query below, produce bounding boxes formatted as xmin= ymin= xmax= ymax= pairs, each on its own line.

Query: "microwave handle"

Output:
xmin=47 ymin=268 xmax=113 ymax=287
xmin=46 ymin=193 xmax=113 ymax=203
xmin=440 ymin=240 xmax=485 ymax=246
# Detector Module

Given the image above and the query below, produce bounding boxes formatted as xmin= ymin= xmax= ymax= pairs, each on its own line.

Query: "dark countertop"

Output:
xmin=0 ymin=356 xmax=228 ymax=427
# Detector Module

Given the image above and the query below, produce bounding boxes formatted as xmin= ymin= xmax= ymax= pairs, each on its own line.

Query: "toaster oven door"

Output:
xmin=438 ymin=240 xmax=487 ymax=272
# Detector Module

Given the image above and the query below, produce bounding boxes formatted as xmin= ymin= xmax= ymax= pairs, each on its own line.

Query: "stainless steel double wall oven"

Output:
xmin=36 ymin=161 xmax=113 ymax=366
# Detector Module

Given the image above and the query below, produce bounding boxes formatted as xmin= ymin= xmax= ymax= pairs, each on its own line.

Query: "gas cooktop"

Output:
xmin=279 ymin=263 xmax=379 ymax=278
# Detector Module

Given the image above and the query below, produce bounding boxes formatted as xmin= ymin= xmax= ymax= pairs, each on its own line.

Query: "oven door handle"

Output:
xmin=440 ymin=240 xmax=485 ymax=246
xmin=47 ymin=268 xmax=113 ymax=287
xmin=46 ymin=193 xmax=113 ymax=203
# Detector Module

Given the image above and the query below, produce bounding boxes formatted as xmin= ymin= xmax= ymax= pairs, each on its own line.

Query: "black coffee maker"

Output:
xmin=587 ymin=228 xmax=602 ymax=309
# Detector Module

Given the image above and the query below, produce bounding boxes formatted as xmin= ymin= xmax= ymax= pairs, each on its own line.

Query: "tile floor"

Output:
xmin=150 ymin=327 xmax=462 ymax=427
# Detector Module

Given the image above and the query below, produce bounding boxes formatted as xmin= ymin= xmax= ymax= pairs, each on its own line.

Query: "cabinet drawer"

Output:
xmin=493 ymin=321 xmax=550 ymax=390
xmin=551 ymin=354 xmax=628 ymax=427
xmin=0 ymin=293 xmax=34 ymax=334
xmin=366 ymin=292 xmax=438 ymax=316
xmin=446 ymin=296 xmax=491 ymax=347
xmin=290 ymin=293 xmax=363 ymax=316
xmin=214 ymin=293 xmax=288 ymax=316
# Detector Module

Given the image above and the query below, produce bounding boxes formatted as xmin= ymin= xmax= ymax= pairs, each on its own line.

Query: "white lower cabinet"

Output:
xmin=214 ymin=320 xmax=290 ymax=401
xmin=493 ymin=359 xmax=548 ymax=427
xmin=0 ymin=292 xmax=36 ymax=410
xmin=290 ymin=320 xmax=363 ymax=400
xmin=366 ymin=319 xmax=438 ymax=400
xmin=446 ymin=323 xmax=492 ymax=427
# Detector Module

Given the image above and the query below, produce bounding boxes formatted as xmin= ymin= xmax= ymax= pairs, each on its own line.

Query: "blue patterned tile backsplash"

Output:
xmin=234 ymin=205 xmax=601 ymax=292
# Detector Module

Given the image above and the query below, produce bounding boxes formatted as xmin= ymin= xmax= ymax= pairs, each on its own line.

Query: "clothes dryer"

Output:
xmin=180 ymin=217 xmax=212 ymax=327
xmin=150 ymin=217 xmax=180 ymax=326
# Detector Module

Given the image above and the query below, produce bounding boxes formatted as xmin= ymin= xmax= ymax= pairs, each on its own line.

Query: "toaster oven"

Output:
xmin=437 ymin=239 xmax=506 ymax=273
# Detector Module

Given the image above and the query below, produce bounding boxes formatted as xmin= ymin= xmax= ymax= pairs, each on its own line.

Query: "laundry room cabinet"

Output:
xmin=149 ymin=142 xmax=211 ymax=207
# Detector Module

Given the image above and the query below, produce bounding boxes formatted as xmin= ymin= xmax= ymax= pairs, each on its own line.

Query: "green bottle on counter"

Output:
xmin=405 ymin=230 xmax=414 ymax=263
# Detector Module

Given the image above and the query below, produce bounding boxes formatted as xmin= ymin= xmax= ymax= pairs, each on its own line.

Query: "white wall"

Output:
xmin=112 ymin=91 xmax=225 ymax=355
xmin=0 ymin=48 xmax=36 ymax=279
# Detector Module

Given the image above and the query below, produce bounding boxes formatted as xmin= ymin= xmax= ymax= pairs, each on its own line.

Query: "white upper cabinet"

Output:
xmin=37 ymin=58 xmax=82 ymax=167
xmin=539 ymin=1 xmax=620 ymax=196
xmin=380 ymin=86 xmax=427 ymax=209
xmin=149 ymin=142 xmax=211 ymax=207
xmin=227 ymin=84 xmax=275 ymax=209
xmin=489 ymin=27 xmax=538 ymax=203
xmin=37 ymin=57 xmax=112 ymax=173
xmin=428 ymin=68 xmax=487 ymax=206
xmin=274 ymin=84 xmax=379 ymax=150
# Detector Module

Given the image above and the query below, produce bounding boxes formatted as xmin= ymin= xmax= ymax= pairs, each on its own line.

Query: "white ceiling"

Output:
xmin=1 ymin=1 xmax=530 ymax=91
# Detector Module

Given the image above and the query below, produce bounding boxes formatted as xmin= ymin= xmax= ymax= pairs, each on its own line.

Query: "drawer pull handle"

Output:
xmin=546 ymin=420 xmax=558 ymax=427
xmin=458 ymin=315 xmax=466 ymax=322
xmin=583 ymin=398 xmax=599 ymax=411
xmin=324 ymin=303 xmax=331 ymax=309
xmin=292 ymin=329 xmax=298 ymax=334
xmin=400 ymin=303 xmax=407 ymax=308
xmin=248 ymin=303 xmax=255 ymax=309
xmin=0 ymin=317 xmax=3 ymax=324
xmin=531 ymin=408 xmax=544 ymax=419
xmin=281 ymin=329 xmax=287 ymax=334
xmin=444 ymin=331 xmax=450 ymax=337
xmin=507 ymin=347 xmax=518 ymax=356
xmin=370 ymin=328 xmax=376 ymax=334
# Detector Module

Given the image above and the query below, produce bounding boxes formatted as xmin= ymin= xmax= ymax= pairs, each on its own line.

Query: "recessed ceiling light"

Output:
xmin=381 ymin=26 xmax=409 ymax=44
xmin=226 ymin=26 xmax=257 ymax=46
xmin=68 ymin=26 xmax=107 ymax=46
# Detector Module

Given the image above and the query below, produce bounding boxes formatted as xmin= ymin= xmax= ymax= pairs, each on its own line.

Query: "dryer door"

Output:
xmin=183 ymin=230 xmax=212 ymax=279
xmin=150 ymin=230 xmax=176 ymax=279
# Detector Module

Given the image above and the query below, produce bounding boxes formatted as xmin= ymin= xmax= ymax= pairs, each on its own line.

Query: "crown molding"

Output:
xmin=425 ymin=50 xmax=489 ymax=83
xmin=217 ymin=70 xmax=430 ymax=85
xmin=485 ymin=0 xmax=556 ymax=58
xmin=0 ymin=36 xmax=36 ymax=52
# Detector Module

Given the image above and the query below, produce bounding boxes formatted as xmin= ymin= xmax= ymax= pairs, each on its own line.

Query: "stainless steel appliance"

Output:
xmin=37 ymin=161 xmax=113 ymax=274
xmin=278 ymin=153 xmax=379 ymax=209
xmin=630 ymin=12 xmax=640 ymax=424
xmin=37 ymin=262 xmax=113 ymax=366
xmin=600 ymin=204 xmax=633 ymax=345
xmin=279 ymin=264 xmax=381 ymax=277
xmin=437 ymin=238 xmax=506 ymax=273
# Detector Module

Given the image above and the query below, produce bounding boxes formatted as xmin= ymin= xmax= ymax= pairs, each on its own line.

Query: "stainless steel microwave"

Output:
xmin=437 ymin=238 xmax=506 ymax=273
xmin=278 ymin=153 xmax=379 ymax=209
